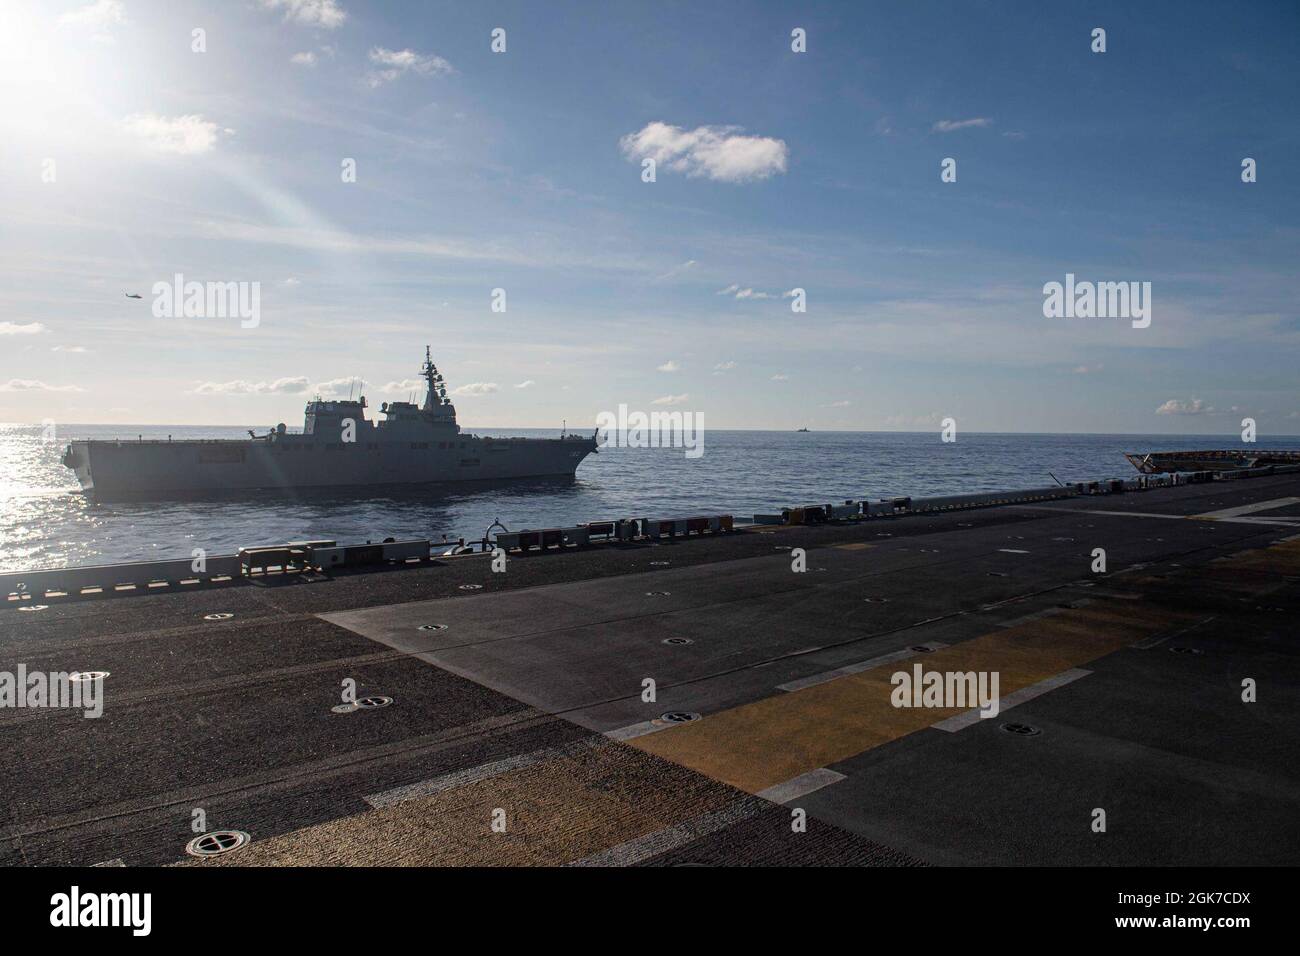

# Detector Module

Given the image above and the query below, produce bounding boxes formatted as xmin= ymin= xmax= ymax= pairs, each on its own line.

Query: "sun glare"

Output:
xmin=0 ymin=1 xmax=111 ymax=142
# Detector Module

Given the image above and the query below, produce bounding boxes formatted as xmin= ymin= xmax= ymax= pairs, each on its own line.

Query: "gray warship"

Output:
xmin=62 ymin=348 xmax=598 ymax=500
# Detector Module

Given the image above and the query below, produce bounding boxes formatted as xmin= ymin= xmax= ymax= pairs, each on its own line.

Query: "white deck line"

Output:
xmin=1194 ymin=497 xmax=1300 ymax=519
xmin=756 ymin=768 xmax=847 ymax=804
xmin=930 ymin=668 xmax=1093 ymax=732
xmin=364 ymin=737 xmax=601 ymax=808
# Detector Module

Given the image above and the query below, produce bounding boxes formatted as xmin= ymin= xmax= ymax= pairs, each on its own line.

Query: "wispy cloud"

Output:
xmin=452 ymin=382 xmax=498 ymax=396
xmin=260 ymin=0 xmax=347 ymax=29
xmin=656 ymin=360 xmax=681 ymax=372
xmin=717 ymin=285 xmax=781 ymax=300
xmin=188 ymin=217 xmax=656 ymax=272
xmin=770 ymin=373 xmax=789 ymax=382
xmin=651 ymin=393 xmax=689 ymax=406
xmin=367 ymin=47 xmax=455 ymax=87
xmin=712 ymin=361 xmax=736 ymax=373
xmin=515 ymin=380 xmax=536 ymax=389
xmin=620 ymin=122 xmax=788 ymax=183
xmin=0 ymin=379 xmax=84 ymax=393
xmin=932 ymin=117 xmax=992 ymax=133
xmin=656 ymin=260 xmax=697 ymax=280
xmin=290 ymin=51 xmax=317 ymax=66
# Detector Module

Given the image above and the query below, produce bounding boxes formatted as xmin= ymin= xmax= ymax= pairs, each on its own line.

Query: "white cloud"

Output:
xmin=192 ymin=377 xmax=311 ymax=395
xmin=824 ymin=400 xmax=852 ymax=408
xmin=0 ymin=379 xmax=83 ymax=392
xmin=281 ymin=277 xmax=301 ymax=287
xmin=770 ymin=373 xmax=789 ymax=381
xmin=932 ymin=117 xmax=992 ymax=133
xmin=52 ymin=345 xmax=89 ymax=353
xmin=0 ymin=322 xmax=46 ymax=336
xmin=1155 ymin=398 xmax=1212 ymax=416
xmin=378 ymin=379 xmax=423 ymax=394
xmin=367 ymin=47 xmax=455 ymax=87
xmin=620 ymin=122 xmax=788 ymax=183
xmin=712 ymin=361 xmax=736 ymax=372
xmin=312 ymin=377 xmax=364 ymax=397
xmin=452 ymin=382 xmax=498 ymax=396
xmin=59 ymin=0 xmax=125 ymax=41
xmin=260 ymin=0 xmax=347 ymax=29
xmin=1073 ymin=364 xmax=1103 ymax=374
xmin=656 ymin=360 xmax=680 ymax=372
xmin=514 ymin=380 xmax=536 ymax=389
xmin=651 ymin=393 xmax=689 ymax=406
xmin=716 ymin=284 xmax=740 ymax=295
xmin=290 ymin=51 xmax=317 ymax=66
xmin=121 ymin=114 xmax=227 ymax=155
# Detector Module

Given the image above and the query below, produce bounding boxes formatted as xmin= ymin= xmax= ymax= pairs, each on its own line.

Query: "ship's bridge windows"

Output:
xmin=410 ymin=442 xmax=429 ymax=450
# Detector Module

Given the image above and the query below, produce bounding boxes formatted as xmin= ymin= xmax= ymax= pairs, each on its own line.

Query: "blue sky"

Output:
xmin=1 ymin=0 xmax=1297 ymax=434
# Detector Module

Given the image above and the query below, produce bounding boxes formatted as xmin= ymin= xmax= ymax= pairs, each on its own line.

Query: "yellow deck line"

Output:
xmin=632 ymin=601 xmax=1195 ymax=794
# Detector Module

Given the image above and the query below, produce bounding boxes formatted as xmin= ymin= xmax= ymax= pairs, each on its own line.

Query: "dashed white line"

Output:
xmin=777 ymin=643 xmax=949 ymax=692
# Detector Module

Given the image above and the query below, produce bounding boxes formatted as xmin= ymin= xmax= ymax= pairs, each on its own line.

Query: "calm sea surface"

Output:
xmin=3 ymin=424 xmax=1298 ymax=572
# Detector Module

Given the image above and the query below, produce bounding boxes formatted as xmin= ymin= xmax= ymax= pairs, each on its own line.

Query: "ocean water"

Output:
xmin=2 ymin=424 xmax=1297 ymax=573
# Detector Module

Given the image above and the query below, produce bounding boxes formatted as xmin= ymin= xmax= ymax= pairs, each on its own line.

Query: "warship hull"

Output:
xmin=62 ymin=347 xmax=599 ymax=501
xmin=64 ymin=434 xmax=597 ymax=501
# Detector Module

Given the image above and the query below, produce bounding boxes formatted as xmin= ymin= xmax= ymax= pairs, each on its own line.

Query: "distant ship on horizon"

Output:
xmin=62 ymin=347 xmax=599 ymax=501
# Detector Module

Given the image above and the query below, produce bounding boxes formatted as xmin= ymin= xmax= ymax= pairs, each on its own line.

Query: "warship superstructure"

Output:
xmin=62 ymin=348 xmax=598 ymax=500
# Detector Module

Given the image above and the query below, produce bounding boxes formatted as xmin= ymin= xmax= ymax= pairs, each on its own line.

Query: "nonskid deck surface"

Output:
xmin=3 ymin=474 xmax=1299 ymax=866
